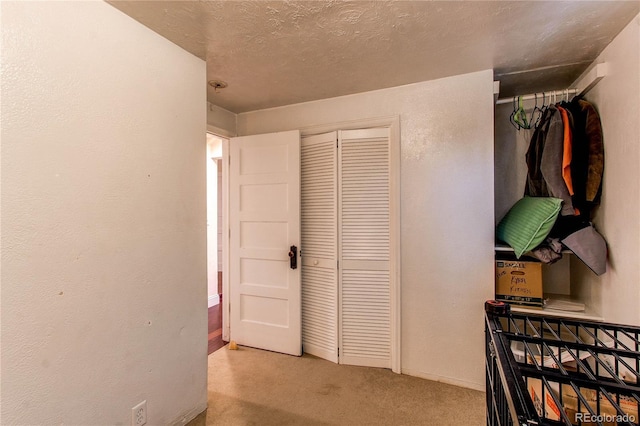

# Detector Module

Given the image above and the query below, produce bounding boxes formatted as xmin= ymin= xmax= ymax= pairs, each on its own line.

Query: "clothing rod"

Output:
xmin=495 ymin=89 xmax=578 ymax=105
xmin=495 ymin=63 xmax=607 ymax=105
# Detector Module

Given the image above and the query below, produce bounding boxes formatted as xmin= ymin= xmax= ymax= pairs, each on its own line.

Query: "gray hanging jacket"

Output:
xmin=525 ymin=106 xmax=576 ymax=216
xmin=540 ymin=105 xmax=576 ymax=216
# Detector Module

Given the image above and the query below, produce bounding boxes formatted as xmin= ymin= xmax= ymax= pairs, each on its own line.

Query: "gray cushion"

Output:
xmin=562 ymin=225 xmax=607 ymax=276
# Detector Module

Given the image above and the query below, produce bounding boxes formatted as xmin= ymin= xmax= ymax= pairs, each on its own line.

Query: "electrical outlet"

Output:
xmin=132 ymin=400 xmax=147 ymax=426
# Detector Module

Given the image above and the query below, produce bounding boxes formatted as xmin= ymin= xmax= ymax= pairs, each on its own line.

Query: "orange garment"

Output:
xmin=557 ymin=106 xmax=579 ymax=215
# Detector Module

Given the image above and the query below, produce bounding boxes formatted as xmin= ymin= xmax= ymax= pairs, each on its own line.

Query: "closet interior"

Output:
xmin=493 ymin=64 xmax=608 ymax=321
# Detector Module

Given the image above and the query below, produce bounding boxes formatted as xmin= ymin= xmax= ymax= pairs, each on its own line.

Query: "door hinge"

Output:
xmin=337 ymin=260 xmax=339 ymax=270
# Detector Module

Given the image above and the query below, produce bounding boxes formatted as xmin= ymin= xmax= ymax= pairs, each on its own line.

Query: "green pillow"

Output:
xmin=496 ymin=197 xmax=563 ymax=258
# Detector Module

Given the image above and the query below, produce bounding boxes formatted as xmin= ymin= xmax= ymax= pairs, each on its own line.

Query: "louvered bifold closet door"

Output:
xmin=339 ymin=128 xmax=391 ymax=369
xmin=301 ymin=132 xmax=338 ymax=363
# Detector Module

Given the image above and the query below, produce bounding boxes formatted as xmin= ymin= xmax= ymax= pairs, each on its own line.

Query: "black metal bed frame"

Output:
xmin=486 ymin=305 xmax=640 ymax=426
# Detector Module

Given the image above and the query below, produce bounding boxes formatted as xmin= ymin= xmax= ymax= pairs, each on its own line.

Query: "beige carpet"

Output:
xmin=192 ymin=345 xmax=486 ymax=425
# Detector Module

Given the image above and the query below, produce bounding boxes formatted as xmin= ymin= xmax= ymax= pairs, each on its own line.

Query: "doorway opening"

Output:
xmin=207 ymin=132 xmax=227 ymax=355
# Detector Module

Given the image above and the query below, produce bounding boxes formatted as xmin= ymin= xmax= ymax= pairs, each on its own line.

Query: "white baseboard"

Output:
xmin=169 ymin=402 xmax=207 ymax=426
xmin=208 ymin=294 xmax=220 ymax=308
xmin=401 ymin=368 xmax=485 ymax=392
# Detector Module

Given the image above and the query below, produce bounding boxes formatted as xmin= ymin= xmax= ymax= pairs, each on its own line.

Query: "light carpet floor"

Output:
xmin=192 ymin=345 xmax=486 ymax=425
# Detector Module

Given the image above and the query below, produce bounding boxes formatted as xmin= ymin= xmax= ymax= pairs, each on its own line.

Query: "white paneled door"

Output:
xmin=229 ymin=130 xmax=301 ymax=356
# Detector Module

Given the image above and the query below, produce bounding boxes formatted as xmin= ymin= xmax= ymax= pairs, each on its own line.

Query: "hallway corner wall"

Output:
xmin=1 ymin=2 xmax=207 ymax=424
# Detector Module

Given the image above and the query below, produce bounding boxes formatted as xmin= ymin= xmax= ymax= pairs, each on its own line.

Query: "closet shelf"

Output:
xmin=494 ymin=62 xmax=607 ymax=104
xmin=511 ymin=305 xmax=603 ymax=322
xmin=494 ymin=243 xmax=573 ymax=255
xmin=510 ymin=293 xmax=603 ymax=322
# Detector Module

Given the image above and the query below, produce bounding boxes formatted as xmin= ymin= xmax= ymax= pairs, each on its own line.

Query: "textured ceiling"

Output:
xmin=108 ymin=1 xmax=640 ymax=113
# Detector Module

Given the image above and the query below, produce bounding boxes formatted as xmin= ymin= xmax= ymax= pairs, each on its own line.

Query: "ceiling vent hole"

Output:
xmin=208 ymin=80 xmax=228 ymax=93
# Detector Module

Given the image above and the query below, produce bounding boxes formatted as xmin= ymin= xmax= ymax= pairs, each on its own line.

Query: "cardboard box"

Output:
xmin=495 ymin=260 xmax=543 ymax=307
xmin=525 ymin=380 xmax=639 ymax=425
xmin=528 ymin=378 xmax=562 ymax=421
xmin=561 ymin=385 xmax=638 ymax=426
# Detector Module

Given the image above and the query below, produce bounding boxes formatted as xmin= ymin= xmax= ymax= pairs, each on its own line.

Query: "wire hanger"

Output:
xmin=528 ymin=93 xmax=537 ymax=126
xmin=509 ymin=97 xmax=521 ymax=130
xmin=529 ymin=93 xmax=544 ymax=129
xmin=512 ymin=96 xmax=530 ymax=129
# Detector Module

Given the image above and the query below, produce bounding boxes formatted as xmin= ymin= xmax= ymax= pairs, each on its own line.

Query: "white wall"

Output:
xmin=1 ymin=2 xmax=207 ymax=424
xmin=571 ymin=14 xmax=640 ymax=326
xmin=237 ymin=70 xmax=495 ymax=390
xmin=207 ymin=102 xmax=237 ymax=137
